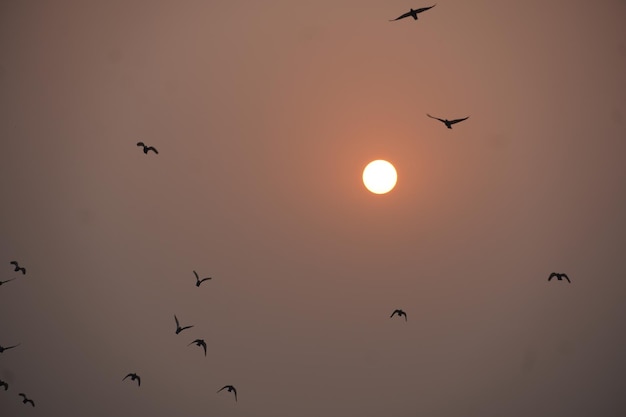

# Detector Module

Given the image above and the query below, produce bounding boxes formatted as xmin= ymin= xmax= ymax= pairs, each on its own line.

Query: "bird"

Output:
xmin=427 ymin=114 xmax=470 ymax=129
xmin=194 ymin=270 xmax=212 ymax=287
xmin=390 ymin=309 xmax=408 ymax=321
xmin=188 ymin=339 xmax=207 ymax=356
xmin=217 ymin=385 xmax=237 ymax=402
xmin=390 ymin=5 xmax=435 ymax=21
xmin=136 ymin=142 xmax=158 ymax=154
xmin=174 ymin=315 xmax=194 ymax=334
xmin=548 ymin=272 xmax=571 ymax=283
xmin=123 ymin=373 xmax=141 ymax=386
xmin=19 ymin=393 xmax=35 ymax=407
xmin=9 ymin=261 xmax=26 ymax=274
xmin=0 ymin=380 xmax=8 ymax=390
xmin=0 ymin=343 xmax=20 ymax=353
xmin=0 ymin=278 xmax=16 ymax=286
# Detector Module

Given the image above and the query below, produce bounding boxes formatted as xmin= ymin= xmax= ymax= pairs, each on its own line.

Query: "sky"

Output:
xmin=1 ymin=0 xmax=626 ymax=416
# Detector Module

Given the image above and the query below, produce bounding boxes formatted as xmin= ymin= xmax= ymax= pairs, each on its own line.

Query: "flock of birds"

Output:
xmin=1 ymin=3 xmax=573 ymax=412
xmin=1 ymin=257 xmax=571 ymax=409
xmin=1 ymin=264 xmax=241 ymax=407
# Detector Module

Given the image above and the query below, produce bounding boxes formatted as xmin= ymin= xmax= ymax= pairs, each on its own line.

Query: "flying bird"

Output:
xmin=136 ymin=142 xmax=158 ymax=154
xmin=19 ymin=393 xmax=35 ymax=407
xmin=548 ymin=272 xmax=571 ymax=283
xmin=390 ymin=5 xmax=435 ymax=21
xmin=123 ymin=373 xmax=141 ymax=386
xmin=9 ymin=261 xmax=26 ymax=274
xmin=194 ymin=270 xmax=212 ymax=287
xmin=217 ymin=385 xmax=237 ymax=402
xmin=0 ymin=380 xmax=8 ymax=390
xmin=0 ymin=343 xmax=20 ymax=353
xmin=0 ymin=278 xmax=16 ymax=286
xmin=427 ymin=114 xmax=470 ymax=129
xmin=390 ymin=309 xmax=408 ymax=321
xmin=188 ymin=339 xmax=207 ymax=356
xmin=174 ymin=315 xmax=194 ymax=334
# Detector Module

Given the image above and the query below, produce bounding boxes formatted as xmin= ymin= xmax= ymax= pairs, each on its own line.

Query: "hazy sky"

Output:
xmin=2 ymin=1 xmax=626 ymax=416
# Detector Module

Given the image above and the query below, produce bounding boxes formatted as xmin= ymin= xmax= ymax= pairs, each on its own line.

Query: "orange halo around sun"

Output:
xmin=362 ymin=160 xmax=397 ymax=194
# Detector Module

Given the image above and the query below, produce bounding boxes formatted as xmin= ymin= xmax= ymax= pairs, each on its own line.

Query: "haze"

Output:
xmin=1 ymin=1 xmax=626 ymax=416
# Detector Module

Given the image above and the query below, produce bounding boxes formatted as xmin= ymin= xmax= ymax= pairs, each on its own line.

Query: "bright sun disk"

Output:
xmin=362 ymin=160 xmax=397 ymax=194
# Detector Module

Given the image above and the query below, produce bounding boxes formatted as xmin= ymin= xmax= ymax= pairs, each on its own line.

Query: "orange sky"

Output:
xmin=1 ymin=1 xmax=626 ymax=416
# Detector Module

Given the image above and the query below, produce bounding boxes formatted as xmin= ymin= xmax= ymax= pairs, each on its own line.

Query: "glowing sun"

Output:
xmin=362 ymin=160 xmax=397 ymax=194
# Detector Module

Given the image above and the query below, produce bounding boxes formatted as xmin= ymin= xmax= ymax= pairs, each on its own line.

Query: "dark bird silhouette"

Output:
xmin=217 ymin=385 xmax=237 ymax=402
xmin=9 ymin=261 xmax=26 ymax=275
xmin=390 ymin=5 xmax=435 ymax=21
xmin=19 ymin=393 xmax=35 ymax=407
xmin=123 ymin=373 xmax=141 ymax=386
xmin=548 ymin=272 xmax=571 ymax=283
xmin=194 ymin=270 xmax=212 ymax=287
xmin=174 ymin=315 xmax=194 ymax=334
xmin=136 ymin=142 xmax=158 ymax=154
xmin=0 ymin=343 xmax=20 ymax=353
xmin=0 ymin=380 xmax=8 ymax=390
xmin=427 ymin=114 xmax=470 ymax=129
xmin=0 ymin=278 xmax=16 ymax=286
xmin=188 ymin=339 xmax=207 ymax=356
xmin=390 ymin=309 xmax=408 ymax=321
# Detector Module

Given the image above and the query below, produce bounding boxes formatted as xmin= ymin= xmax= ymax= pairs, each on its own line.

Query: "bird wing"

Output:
xmin=123 ymin=374 xmax=131 ymax=381
xmin=233 ymin=388 xmax=237 ymax=401
xmin=19 ymin=392 xmax=26 ymax=398
xmin=201 ymin=342 xmax=207 ymax=356
xmin=136 ymin=142 xmax=144 ymax=147
xmin=416 ymin=5 xmax=436 ymax=13
xmin=562 ymin=274 xmax=571 ymax=283
xmin=200 ymin=277 xmax=212 ymax=283
xmin=27 ymin=399 xmax=35 ymax=406
xmin=181 ymin=325 xmax=194 ymax=331
xmin=217 ymin=386 xmax=226 ymax=393
xmin=426 ymin=114 xmax=446 ymax=123
xmin=402 ymin=312 xmax=408 ymax=321
xmin=390 ymin=11 xmax=412 ymax=21
xmin=174 ymin=315 xmax=180 ymax=328
xmin=137 ymin=375 xmax=141 ymax=386
xmin=449 ymin=116 xmax=469 ymax=124
xmin=7 ymin=344 xmax=20 ymax=350
xmin=1 ymin=278 xmax=16 ymax=284
xmin=147 ymin=146 xmax=158 ymax=154
xmin=193 ymin=270 xmax=199 ymax=281
xmin=548 ymin=272 xmax=558 ymax=281
xmin=10 ymin=261 xmax=18 ymax=266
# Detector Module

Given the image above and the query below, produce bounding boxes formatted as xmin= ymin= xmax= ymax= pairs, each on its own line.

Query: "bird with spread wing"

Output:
xmin=427 ymin=114 xmax=470 ymax=129
xmin=390 ymin=5 xmax=436 ymax=21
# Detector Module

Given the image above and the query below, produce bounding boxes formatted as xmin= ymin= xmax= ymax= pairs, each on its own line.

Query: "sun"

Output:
xmin=362 ymin=160 xmax=397 ymax=194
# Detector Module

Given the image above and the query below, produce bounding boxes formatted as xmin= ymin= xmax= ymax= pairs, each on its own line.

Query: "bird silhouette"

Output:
xmin=9 ymin=261 xmax=26 ymax=274
xmin=390 ymin=309 xmax=408 ymax=321
xmin=548 ymin=272 xmax=571 ymax=283
xmin=390 ymin=5 xmax=435 ymax=21
xmin=19 ymin=393 xmax=35 ymax=407
xmin=0 ymin=343 xmax=20 ymax=353
xmin=0 ymin=278 xmax=16 ymax=286
xmin=194 ymin=270 xmax=212 ymax=287
xmin=188 ymin=339 xmax=207 ymax=356
xmin=174 ymin=315 xmax=194 ymax=334
xmin=427 ymin=114 xmax=470 ymax=129
xmin=217 ymin=385 xmax=237 ymax=401
xmin=123 ymin=373 xmax=141 ymax=386
xmin=0 ymin=380 xmax=8 ymax=390
xmin=136 ymin=142 xmax=158 ymax=154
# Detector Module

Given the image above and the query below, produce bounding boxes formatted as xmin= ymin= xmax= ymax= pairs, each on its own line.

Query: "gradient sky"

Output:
xmin=2 ymin=1 xmax=626 ymax=416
